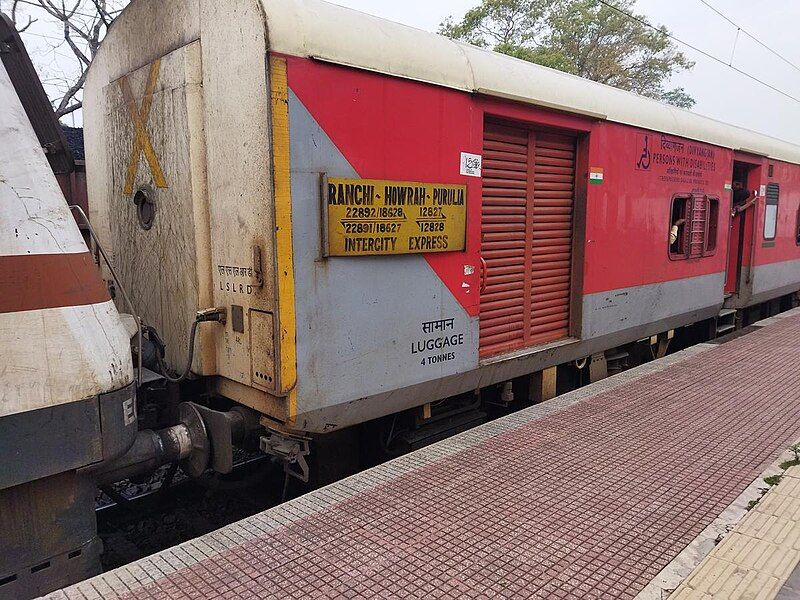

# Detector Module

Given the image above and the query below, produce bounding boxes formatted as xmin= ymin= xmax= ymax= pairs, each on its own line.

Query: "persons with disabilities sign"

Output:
xmin=325 ymin=178 xmax=467 ymax=256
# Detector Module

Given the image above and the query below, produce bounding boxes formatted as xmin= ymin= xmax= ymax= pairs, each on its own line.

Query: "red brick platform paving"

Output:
xmin=54 ymin=314 xmax=800 ymax=599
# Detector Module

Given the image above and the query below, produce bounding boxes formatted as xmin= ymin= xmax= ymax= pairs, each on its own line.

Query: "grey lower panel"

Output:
xmin=288 ymin=90 xmax=478 ymax=418
xmin=296 ymin=303 xmax=720 ymax=432
xmin=581 ymin=273 xmax=725 ymax=339
xmin=0 ymin=399 xmax=101 ymax=490
xmin=0 ymin=383 xmax=136 ymax=490
xmin=750 ymin=259 xmax=800 ymax=305
xmin=98 ymin=383 xmax=138 ymax=463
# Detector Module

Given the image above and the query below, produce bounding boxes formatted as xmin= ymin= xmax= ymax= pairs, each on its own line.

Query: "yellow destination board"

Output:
xmin=325 ymin=178 xmax=467 ymax=256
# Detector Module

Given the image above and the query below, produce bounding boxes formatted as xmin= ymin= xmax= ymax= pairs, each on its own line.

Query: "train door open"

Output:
xmin=479 ymin=120 xmax=576 ymax=357
xmin=725 ymin=160 xmax=761 ymax=295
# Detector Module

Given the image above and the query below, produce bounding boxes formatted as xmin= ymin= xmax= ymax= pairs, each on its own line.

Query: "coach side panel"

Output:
xmin=279 ymin=56 xmax=738 ymax=431
xmin=750 ymin=160 xmax=800 ymax=303
xmin=581 ymin=122 xmax=730 ymax=339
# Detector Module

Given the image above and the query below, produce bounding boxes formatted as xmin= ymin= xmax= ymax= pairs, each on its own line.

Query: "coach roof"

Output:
xmin=262 ymin=0 xmax=800 ymax=165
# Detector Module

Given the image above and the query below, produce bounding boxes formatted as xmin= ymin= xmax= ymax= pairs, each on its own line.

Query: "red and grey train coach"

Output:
xmin=83 ymin=0 xmax=800 ymax=475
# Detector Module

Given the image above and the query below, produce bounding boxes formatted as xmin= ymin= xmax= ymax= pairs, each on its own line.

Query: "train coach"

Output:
xmin=82 ymin=0 xmax=800 ymax=480
xmin=0 ymin=16 xmax=136 ymax=596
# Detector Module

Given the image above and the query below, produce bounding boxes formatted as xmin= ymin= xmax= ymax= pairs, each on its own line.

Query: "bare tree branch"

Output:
xmin=56 ymin=100 xmax=82 ymax=117
xmin=63 ymin=19 xmax=90 ymax=65
xmin=10 ymin=0 xmax=38 ymax=32
xmin=11 ymin=0 xmax=126 ymax=119
xmin=54 ymin=66 xmax=86 ymax=115
xmin=90 ymin=0 xmax=110 ymax=26
xmin=36 ymin=0 xmax=95 ymax=45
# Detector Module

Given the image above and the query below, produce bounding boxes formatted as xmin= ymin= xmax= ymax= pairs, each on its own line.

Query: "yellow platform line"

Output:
xmin=672 ymin=464 xmax=800 ymax=599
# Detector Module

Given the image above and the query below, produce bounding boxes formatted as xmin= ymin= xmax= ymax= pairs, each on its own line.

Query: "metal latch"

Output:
xmin=260 ymin=430 xmax=311 ymax=483
xmin=252 ymin=245 xmax=264 ymax=288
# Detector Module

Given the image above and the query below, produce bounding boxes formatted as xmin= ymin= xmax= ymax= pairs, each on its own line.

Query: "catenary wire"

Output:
xmin=593 ymin=0 xmax=800 ymax=105
xmin=697 ymin=0 xmax=800 ymax=76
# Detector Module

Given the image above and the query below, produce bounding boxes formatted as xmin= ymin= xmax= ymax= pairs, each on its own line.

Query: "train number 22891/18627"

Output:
xmin=343 ymin=221 xmax=402 ymax=234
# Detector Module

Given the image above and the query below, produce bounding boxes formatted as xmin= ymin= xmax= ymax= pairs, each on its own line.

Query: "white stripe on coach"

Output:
xmin=0 ymin=300 xmax=133 ymax=418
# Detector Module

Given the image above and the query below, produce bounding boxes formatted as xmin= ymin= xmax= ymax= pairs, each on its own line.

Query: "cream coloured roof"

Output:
xmin=263 ymin=0 xmax=800 ymax=165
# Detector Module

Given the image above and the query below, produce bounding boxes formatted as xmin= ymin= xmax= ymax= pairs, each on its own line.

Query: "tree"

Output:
xmin=440 ymin=0 xmax=696 ymax=109
xmin=6 ymin=0 xmax=37 ymax=32
xmin=5 ymin=0 xmax=128 ymax=118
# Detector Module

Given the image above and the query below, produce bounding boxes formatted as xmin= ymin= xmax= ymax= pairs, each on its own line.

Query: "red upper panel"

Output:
xmin=285 ymin=55 xmax=800 ymax=310
xmin=286 ymin=56 xmax=483 ymax=315
xmin=754 ymin=160 xmax=800 ymax=265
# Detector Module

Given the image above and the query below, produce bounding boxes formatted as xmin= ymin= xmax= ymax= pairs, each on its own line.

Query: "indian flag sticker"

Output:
xmin=724 ymin=181 xmax=732 ymax=191
xmin=589 ymin=168 xmax=604 ymax=185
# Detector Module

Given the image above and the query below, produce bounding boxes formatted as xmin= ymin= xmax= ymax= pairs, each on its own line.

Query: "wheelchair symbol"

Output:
xmin=636 ymin=135 xmax=651 ymax=170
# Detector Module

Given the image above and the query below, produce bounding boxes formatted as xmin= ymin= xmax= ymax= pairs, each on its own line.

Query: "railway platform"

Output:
xmin=49 ymin=308 xmax=800 ymax=599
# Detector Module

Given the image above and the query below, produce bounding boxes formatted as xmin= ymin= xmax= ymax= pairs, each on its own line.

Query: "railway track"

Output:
xmin=96 ymin=456 xmax=280 ymax=571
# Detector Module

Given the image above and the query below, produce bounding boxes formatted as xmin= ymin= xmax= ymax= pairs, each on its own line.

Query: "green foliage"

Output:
xmin=660 ymin=87 xmax=696 ymax=109
xmin=791 ymin=442 xmax=800 ymax=462
xmin=763 ymin=474 xmax=783 ymax=487
xmin=439 ymin=0 xmax=548 ymax=48
xmin=439 ymin=0 xmax=695 ymax=109
xmin=779 ymin=457 xmax=800 ymax=471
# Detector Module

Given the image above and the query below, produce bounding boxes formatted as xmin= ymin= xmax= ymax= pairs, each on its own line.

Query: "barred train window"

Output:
xmin=706 ymin=198 xmax=719 ymax=253
xmin=796 ymin=207 xmax=800 ymax=246
xmin=764 ymin=183 xmax=779 ymax=241
xmin=669 ymin=194 xmax=718 ymax=259
xmin=669 ymin=195 xmax=690 ymax=257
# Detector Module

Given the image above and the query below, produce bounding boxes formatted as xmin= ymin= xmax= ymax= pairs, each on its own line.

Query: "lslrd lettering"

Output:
xmin=220 ymin=281 xmax=253 ymax=295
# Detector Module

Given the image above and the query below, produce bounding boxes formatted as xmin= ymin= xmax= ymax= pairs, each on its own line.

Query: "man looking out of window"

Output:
xmin=670 ymin=218 xmax=685 ymax=246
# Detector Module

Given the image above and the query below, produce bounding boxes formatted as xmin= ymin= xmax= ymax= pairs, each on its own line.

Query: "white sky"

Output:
xmin=7 ymin=0 xmax=800 ymax=143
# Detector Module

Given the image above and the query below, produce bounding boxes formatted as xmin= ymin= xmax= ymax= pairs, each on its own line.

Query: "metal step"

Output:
xmin=402 ymin=410 xmax=486 ymax=450
xmin=605 ymin=350 xmax=630 ymax=362
xmin=716 ymin=323 xmax=736 ymax=335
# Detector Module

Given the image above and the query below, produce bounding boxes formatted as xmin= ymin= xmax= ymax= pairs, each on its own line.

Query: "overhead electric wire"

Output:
xmin=16 ymin=29 xmax=63 ymax=41
xmin=594 ymin=0 xmax=800 ymax=105
xmin=697 ymin=0 xmax=800 ymax=76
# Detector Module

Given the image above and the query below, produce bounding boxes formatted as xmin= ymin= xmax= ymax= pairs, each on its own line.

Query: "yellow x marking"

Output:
xmin=119 ymin=59 xmax=167 ymax=195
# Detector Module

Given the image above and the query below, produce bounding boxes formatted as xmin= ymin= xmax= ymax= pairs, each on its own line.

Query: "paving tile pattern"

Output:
xmin=674 ymin=465 xmax=800 ymax=599
xmin=51 ymin=314 xmax=800 ymax=599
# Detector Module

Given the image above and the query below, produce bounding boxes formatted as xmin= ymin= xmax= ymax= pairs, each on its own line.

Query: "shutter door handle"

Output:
xmin=480 ymin=256 xmax=488 ymax=294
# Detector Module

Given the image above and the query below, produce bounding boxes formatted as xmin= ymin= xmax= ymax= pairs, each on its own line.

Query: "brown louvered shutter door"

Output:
xmin=529 ymin=132 xmax=575 ymax=344
xmin=479 ymin=123 xmax=531 ymax=356
xmin=480 ymin=123 xmax=575 ymax=357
